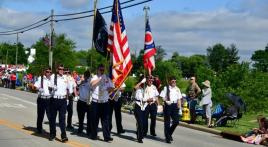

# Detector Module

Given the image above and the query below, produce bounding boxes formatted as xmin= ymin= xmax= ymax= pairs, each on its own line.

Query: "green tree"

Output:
xmin=207 ymin=43 xmax=227 ymax=72
xmin=226 ymin=44 xmax=240 ymax=65
xmin=155 ymin=45 xmax=166 ymax=62
xmin=153 ymin=60 xmax=182 ymax=86
xmin=87 ymin=48 xmax=108 ymax=73
xmin=75 ymin=50 xmax=89 ymax=66
xmin=28 ymin=34 xmax=78 ymax=75
xmin=0 ymin=42 xmax=27 ymax=65
xmin=251 ymin=44 xmax=268 ymax=72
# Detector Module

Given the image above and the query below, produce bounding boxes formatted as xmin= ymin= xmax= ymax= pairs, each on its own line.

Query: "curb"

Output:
xmin=121 ymin=108 xmax=242 ymax=141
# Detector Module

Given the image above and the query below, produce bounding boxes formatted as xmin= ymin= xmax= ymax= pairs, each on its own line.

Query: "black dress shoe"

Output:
xmin=90 ymin=136 xmax=98 ymax=140
xmin=66 ymin=125 xmax=74 ymax=130
xmin=61 ymin=133 xmax=68 ymax=143
xmin=138 ymin=139 xmax=143 ymax=143
xmin=36 ymin=129 xmax=42 ymax=134
xmin=166 ymin=140 xmax=171 ymax=144
xmin=62 ymin=136 xmax=68 ymax=143
xmin=117 ymin=129 xmax=125 ymax=134
xmin=170 ymin=136 xmax=173 ymax=141
xmin=49 ymin=135 xmax=55 ymax=141
xmin=104 ymin=137 xmax=113 ymax=142
xmin=151 ymin=133 xmax=157 ymax=137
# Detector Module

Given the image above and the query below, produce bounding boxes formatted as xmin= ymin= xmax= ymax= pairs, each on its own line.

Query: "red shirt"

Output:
xmin=11 ymin=74 xmax=16 ymax=81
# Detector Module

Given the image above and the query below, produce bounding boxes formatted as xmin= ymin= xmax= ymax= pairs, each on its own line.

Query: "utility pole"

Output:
xmin=49 ymin=9 xmax=54 ymax=69
xmin=5 ymin=50 xmax=8 ymax=70
xmin=16 ymin=33 xmax=18 ymax=68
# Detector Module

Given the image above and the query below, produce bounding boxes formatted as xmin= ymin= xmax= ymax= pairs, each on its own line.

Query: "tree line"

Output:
xmin=0 ymin=33 xmax=267 ymax=112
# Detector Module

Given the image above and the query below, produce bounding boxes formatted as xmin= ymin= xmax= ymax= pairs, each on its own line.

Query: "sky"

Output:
xmin=0 ymin=0 xmax=268 ymax=61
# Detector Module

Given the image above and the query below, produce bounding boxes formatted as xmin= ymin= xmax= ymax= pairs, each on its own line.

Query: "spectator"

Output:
xmin=200 ymin=80 xmax=213 ymax=127
xmin=186 ymin=76 xmax=201 ymax=124
xmin=10 ymin=71 xmax=17 ymax=89
xmin=241 ymin=115 xmax=268 ymax=145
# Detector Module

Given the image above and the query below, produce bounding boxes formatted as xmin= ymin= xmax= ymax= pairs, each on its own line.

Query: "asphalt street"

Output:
xmin=0 ymin=87 xmax=255 ymax=147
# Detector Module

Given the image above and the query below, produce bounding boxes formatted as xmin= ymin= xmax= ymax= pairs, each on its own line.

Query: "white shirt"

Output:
xmin=200 ymin=88 xmax=212 ymax=107
xmin=34 ymin=76 xmax=52 ymax=96
xmin=79 ymin=78 xmax=91 ymax=103
xmin=66 ymin=75 xmax=77 ymax=94
xmin=144 ymin=85 xmax=159 ymax=102
xmin=91 ymin=74 xmax=114 ymax=101
xmin=51 ymin=74 xmax=68 ymax=97
xmin=160 ymin=85 xmax=182 ymax=102
xmin=134 ymin=88 xmax=148 ymax=111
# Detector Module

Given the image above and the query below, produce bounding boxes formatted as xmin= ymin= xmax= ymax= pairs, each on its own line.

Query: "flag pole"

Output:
xmin=91 ymin=0 xmax=98 ymax=70
xmin=143 ymin=6 xmax=150 ymax=78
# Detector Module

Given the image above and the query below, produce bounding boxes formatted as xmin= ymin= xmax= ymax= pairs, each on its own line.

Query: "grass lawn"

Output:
xmin=196 ymin=112 xmax=268 ymax=135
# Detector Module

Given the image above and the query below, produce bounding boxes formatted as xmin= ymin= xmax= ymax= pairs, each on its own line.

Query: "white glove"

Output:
xmin=39 ymin=88 xmax=44 ymax=92
xmin=74 ymin=96 xmax=79 ymax=102
xmin=141 ymin=78 xmax=146 ymax=83
xmin=179 ymin=109 xmax=182 ymax=115
xmin=53 ymin=86 xmax=57 ymax=91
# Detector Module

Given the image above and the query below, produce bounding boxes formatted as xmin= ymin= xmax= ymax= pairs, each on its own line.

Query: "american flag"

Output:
xmin=107 ymin=0 xmax=132 ymax=88
xmin=143 ymin=18 xmax=156 ymax=75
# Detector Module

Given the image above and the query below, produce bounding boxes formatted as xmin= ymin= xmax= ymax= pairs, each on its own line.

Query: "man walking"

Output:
xmin=160 ymin=76 xmax=182 ymax=143
xmin=34 ymin=67 xmax=52 ymax=134
xmin=49 ymin=65 xmax=69 ymax=142
xmin=90 ymin=64 xmax=114 ymax=142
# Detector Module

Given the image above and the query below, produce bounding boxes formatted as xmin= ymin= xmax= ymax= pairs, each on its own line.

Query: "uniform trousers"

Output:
xmin=134 ymin=104 xmax=146 ymax=141
xmin=144 ymin=103 xmax=157 ymax=136
xmin=77 ymin=100 xmax=91 ymax=134
xmin=108 ymin=99 xmax=124 ymax=133
xmin=50 ymin=98 xmax=67 ymax=137
xmin=164 ymin=103 xmax=179 ymax=141
xmin=67 ymin=94 xmax=74 ymax=127
xmin=90 ymin=101 xmax=111 ymax=140
xmin=36 ymin=97 xmax=51 ymax=132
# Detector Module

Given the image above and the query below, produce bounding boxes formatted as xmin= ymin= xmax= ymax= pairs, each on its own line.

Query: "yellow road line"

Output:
xmin=0 ymin=119 xmax=90 ymax=147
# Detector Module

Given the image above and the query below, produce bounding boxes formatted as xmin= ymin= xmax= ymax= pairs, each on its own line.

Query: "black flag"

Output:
xmin=93 ymin=9 xmax=108 ymax=57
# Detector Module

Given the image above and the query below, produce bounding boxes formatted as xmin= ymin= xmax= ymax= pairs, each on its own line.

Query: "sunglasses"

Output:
xmin=65 ymin=71 xmax=70 ymax=74
xmin=58 ymin=68 xmax=64 ymax=70
xmin=46 ymin=71 xmax=52 ymax=73
xmin=171 ymin=80 xmax=176 ymax=83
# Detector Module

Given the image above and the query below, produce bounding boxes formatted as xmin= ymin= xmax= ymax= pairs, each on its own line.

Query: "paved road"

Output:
xmin=0 ymin=87 xmax=255 ymax=147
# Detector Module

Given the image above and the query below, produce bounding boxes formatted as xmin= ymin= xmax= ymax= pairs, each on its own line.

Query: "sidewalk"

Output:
xmin=121 ymin=108 xmax=242 ymax=142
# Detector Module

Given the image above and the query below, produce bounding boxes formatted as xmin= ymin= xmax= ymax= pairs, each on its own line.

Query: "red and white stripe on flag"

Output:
xmin=107 ymin=0 xmax=132 ymax=88
xmin=143 ymin=18 xmax=156 ymax=72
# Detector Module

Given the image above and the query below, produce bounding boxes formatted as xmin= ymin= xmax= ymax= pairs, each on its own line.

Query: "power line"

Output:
xmin=55 ymin=0 xmax=152 ymax=22
xmin=0 ymin=16 xmax=50 ymax=34
xmin=0 ymin=21 xmax=50 ymax=35
xmin=0 ymin=0 xmax=153 ymax=35
xmin=54 ymin=0 xmax=135 ymax=17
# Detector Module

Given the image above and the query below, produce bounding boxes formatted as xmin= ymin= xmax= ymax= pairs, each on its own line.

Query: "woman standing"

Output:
xmin=200 ymin=80 xmax=212 ymax=127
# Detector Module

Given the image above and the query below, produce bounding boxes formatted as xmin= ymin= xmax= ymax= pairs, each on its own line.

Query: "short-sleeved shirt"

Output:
xmin=67 ymin=75 xmax=77 ymax=94
xmin=79 ymin=78 xmax=91 ymax=103
xmin=91 ymin=74 xmax=114 ymax=101
xmin=160 ymin=85 xmax=182 ymax=102
xmin=144 ymin=85 xmax=159 ymax=102
xmin=51 ymin=74 xmax=68 ymax=97
xmin=34 ymin=76 xmax=52 ymax=96
xmin=187 ymin=83 xmax=201 ymax=99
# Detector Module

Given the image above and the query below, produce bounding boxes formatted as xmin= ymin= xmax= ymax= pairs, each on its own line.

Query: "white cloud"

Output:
xmin=59 ymin=0 xmax=90 ymax=10
xmin=125 ymin=9 xmax=268 ymax=61
xmin=1 ymin=1 xmax=268 ymax=62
